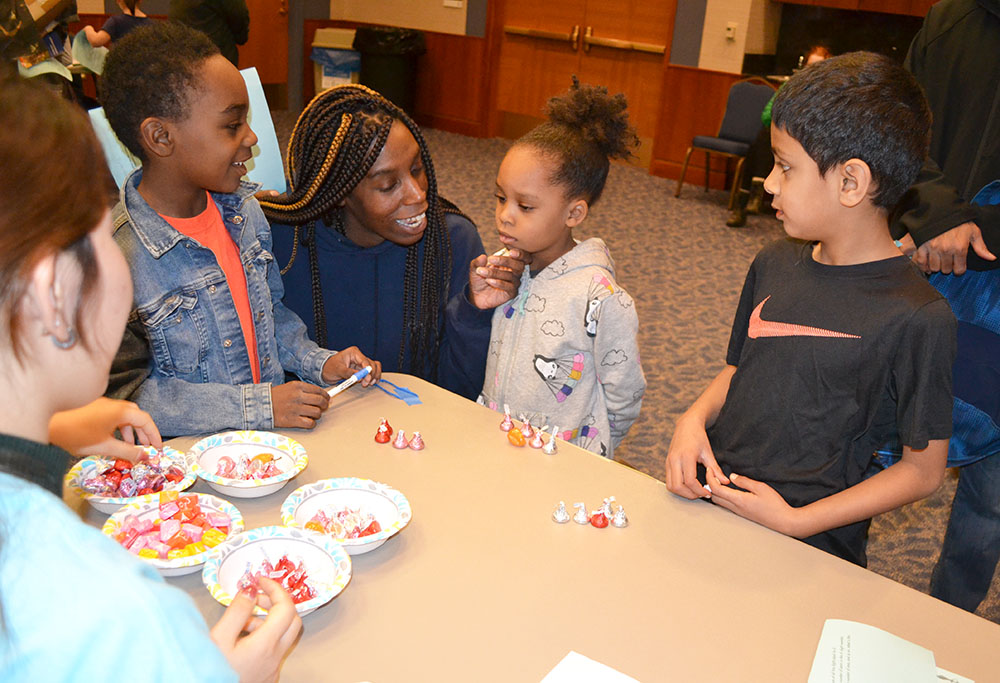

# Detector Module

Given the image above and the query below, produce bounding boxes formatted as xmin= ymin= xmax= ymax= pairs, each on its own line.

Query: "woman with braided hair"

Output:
xmin=263 ymin=85 xmax=529 ymax=399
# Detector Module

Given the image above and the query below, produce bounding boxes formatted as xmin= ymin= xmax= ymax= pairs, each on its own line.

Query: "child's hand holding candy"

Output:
xmin=210 ymin=576 xmax=302 ymax=683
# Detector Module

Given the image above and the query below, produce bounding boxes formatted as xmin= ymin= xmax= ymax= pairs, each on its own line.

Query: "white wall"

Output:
xmin=332 ymin=0 xmax=467 ymax=36
xmin=697 ymin=0 xmax=781 ymax=73
xmin=698 ymin=0 xmax=751 ymax=73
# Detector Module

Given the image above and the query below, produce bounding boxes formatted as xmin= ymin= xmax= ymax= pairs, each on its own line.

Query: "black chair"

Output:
xmin=674 ymin=78 xmax=777 ymax=210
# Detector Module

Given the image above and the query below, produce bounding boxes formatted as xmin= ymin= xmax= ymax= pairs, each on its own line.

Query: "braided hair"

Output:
xmin=260 ymin=85 xmax=455 ymax=381
xmin=519 ymin=76 xmax=638 ymax=206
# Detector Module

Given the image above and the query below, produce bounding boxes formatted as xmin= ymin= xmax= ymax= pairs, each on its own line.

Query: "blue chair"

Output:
xmin=674 ymin=78 xmax=777 ymax=210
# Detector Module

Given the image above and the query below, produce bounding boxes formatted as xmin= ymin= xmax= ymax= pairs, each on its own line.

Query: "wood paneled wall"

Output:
xmin=649 ymin=65 xmax=744 ymax=187
xmin=303 ymin=20 xmax=491 ymax=136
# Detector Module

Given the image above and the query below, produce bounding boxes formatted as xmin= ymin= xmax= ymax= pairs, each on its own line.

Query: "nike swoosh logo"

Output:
xmin=748 ymin=296 xmax=861 ymax=339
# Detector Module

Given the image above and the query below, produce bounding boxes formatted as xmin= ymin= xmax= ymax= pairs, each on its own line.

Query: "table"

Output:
xmin=69 ymin=374 xmax=1000 ymax=682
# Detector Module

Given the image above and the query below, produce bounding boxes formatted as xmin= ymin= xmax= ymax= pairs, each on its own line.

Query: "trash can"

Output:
xmin=311 ymin=28 xmax=361 ymax=94
xmin=352 ymin=26 xmax=426 ymax=116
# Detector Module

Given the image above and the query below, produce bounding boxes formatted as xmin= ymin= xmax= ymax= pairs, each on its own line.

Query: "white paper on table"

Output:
xmin=936 ymin=667 xmax=975 ymax=683
xmin=541 ymin=651 xmax=641 ymax=683
xmin=87 ymin=67 xmax=287 ymax=193
xmin=807 ymin=619 xmax=941 ymax=683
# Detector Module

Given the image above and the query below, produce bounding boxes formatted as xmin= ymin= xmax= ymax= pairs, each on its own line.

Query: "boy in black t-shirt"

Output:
xmin=665 ymin=52 xmax=957 ymax=566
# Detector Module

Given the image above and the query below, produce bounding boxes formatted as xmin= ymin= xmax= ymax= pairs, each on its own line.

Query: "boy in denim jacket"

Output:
xmin=101 ymin=22 xmax=379 ymax=436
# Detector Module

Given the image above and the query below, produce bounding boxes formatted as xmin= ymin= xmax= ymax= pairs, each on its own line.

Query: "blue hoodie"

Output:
xmin=270 ymin=212 xmax=493 ymax=399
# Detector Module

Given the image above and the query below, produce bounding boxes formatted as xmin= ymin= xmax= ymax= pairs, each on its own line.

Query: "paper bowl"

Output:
xmin=102 ymin=492 xmax=244 ymax=577
xmin=189 ymin=431 xmax=307 ymax=498
xmin=65 ymin=446 xmax=195 ymax=515
xmin=281 ymin=477 xmax=412 ymax=555
xmin=202 ymin=525 xmax=352 ymax=616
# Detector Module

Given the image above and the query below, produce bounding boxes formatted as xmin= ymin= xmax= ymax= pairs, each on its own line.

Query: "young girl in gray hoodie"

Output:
xmin=478 ymin=79 xmax=646 ymax=458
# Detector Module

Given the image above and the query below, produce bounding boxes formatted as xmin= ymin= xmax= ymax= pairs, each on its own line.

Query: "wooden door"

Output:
xmin=494 ymin=0 xmax=583 ymax=138
xmin=493 ymin=0 xmax=671 ymax=166
xmin=578 ymin=0 xmax=671 ymax=159
xmin=238 ymin=0 xmax=288 ymax=107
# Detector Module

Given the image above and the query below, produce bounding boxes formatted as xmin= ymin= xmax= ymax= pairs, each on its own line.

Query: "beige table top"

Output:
xmin=70 ymin=374 xmax=1000 ymax=682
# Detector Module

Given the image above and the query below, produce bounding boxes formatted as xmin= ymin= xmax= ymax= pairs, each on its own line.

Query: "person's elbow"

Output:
xmin=915 ymin=465 xmax=946 ymax=498
xmin=904 ymin=438 xmax=949 ymax=498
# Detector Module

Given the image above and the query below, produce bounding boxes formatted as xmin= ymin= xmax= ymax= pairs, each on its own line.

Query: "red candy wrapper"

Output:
xmin=238 ymin=555 xmax=316 ymax=605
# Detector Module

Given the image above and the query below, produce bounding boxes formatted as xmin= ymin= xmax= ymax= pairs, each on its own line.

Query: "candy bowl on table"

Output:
xmin=101 ymin=492 xmax=244 ymax=577
xmin=65 ymin=446 xmax=196 ymax=515
xmin=202 ymin=526 xmax=352 ymax=617
xmin=189 ymin=430 xmax=308 ymax=499
xmin=281 ymin=477 xmax=412 ymax=555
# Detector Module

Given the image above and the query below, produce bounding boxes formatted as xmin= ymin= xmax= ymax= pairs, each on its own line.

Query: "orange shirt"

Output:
xmin=161 ymin=194 xmax=261 ymax=383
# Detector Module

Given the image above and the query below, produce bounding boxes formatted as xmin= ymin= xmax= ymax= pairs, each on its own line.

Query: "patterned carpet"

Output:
xmin=270 ymin=112 xmax=1000 ymax=623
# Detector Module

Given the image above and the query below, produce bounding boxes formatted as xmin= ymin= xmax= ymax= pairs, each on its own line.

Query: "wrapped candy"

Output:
xmin=216 ymin=452 xmax=283 ymax=480
xmin=589 ymin=510 xmax=609 ymax=528
xmin=216 ymin=456 xmax=236 ymax=478
xmin=573 ymin=502 xmax=589 ymax=525
xmin=117 ymin=476 xmax=138 ymax=498
xmin=499 ymin=404 xmax=513 ymax=432
xmin=612 ymin=505 xmax=629 ymax=528
xmin=542 ymin=426 xmax=559 ymax=455
xmin=600 ymin=497 xmax=616 ymax=520
xmin=408 ymin=432 xmax=425 ymax=450
xmin=374 ymin=418 xmax=393 ymax=444
xmin=392 ymin=430 xmax=409 ymax=449
xmin=112 ymin=492 xmax=232 ymax=560
xmin=520 ymin=416 xmax=534 ymax=439
xmin=80 ymin=455 xmax=185 ymax=498
xmin=529 ymin=428 xmax=545 ymax=449
xmin=552 ymin=501 xmax=570 ymax=524
xmin=306 ymin=506 xmax=382 ymax=539
xmin=507 ymin=428 xmax=526 ymax=447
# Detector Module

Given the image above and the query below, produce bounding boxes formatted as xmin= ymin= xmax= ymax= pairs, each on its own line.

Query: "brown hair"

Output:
xmin=0 ymin=76 xmax=113 ymax=358
xmin=806 ymin=45 xmax=833 ymax=61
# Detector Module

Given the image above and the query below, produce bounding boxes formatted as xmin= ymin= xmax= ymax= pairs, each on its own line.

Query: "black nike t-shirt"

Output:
xmin=707 ymin=239 xmax=956 ymax=565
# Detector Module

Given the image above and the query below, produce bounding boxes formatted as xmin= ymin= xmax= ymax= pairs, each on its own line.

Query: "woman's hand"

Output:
xmin=468 ymin=248 xmax=531 ymax=310
xmin=210 ymin=577 xmax=302 ymax=683
xmin=49 ymin=397 xmax=162 ymax=461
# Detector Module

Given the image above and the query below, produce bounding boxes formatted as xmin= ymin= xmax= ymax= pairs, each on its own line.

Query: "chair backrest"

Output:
xmin=717 ymin=79 xmax=778 ymax=145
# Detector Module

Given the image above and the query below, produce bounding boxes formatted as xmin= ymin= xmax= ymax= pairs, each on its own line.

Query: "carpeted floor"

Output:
xmin=270 ymin=112 xmax=1000 ymax=623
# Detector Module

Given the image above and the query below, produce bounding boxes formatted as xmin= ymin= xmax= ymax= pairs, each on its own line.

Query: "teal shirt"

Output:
xmin=0 ymin=434 xmax=236 ymax=681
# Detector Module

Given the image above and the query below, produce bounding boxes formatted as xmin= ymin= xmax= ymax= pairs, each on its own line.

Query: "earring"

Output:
xmin=49 ymin=313 xmax=77 ymax=350
xmin=51 ymin=326 xmax=77 ymax=350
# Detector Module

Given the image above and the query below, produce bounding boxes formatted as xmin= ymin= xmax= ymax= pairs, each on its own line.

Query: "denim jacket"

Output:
xmin=107 ymin=169 xmax=334 ymax=436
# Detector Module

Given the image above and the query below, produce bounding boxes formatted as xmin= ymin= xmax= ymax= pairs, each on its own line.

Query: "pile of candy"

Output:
xmin=373 ymin=418 xmax=425 ymax=450
xmin=305 ymin=507 xmax=382 ymax=539
xmin=81 ymin=454 xmax=186 ymax=498
xmin=237 ymin=555 xmax=317 ymax=604
xmin=215 ymin=452 xmax=283 ymax=480
xmin=500 ymin=405 xmax=558 ymax=454
xmin=552 ymin=497 xmax=628 ymax=528
xmin=113 ymin=491 xmax=231 ymax=560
